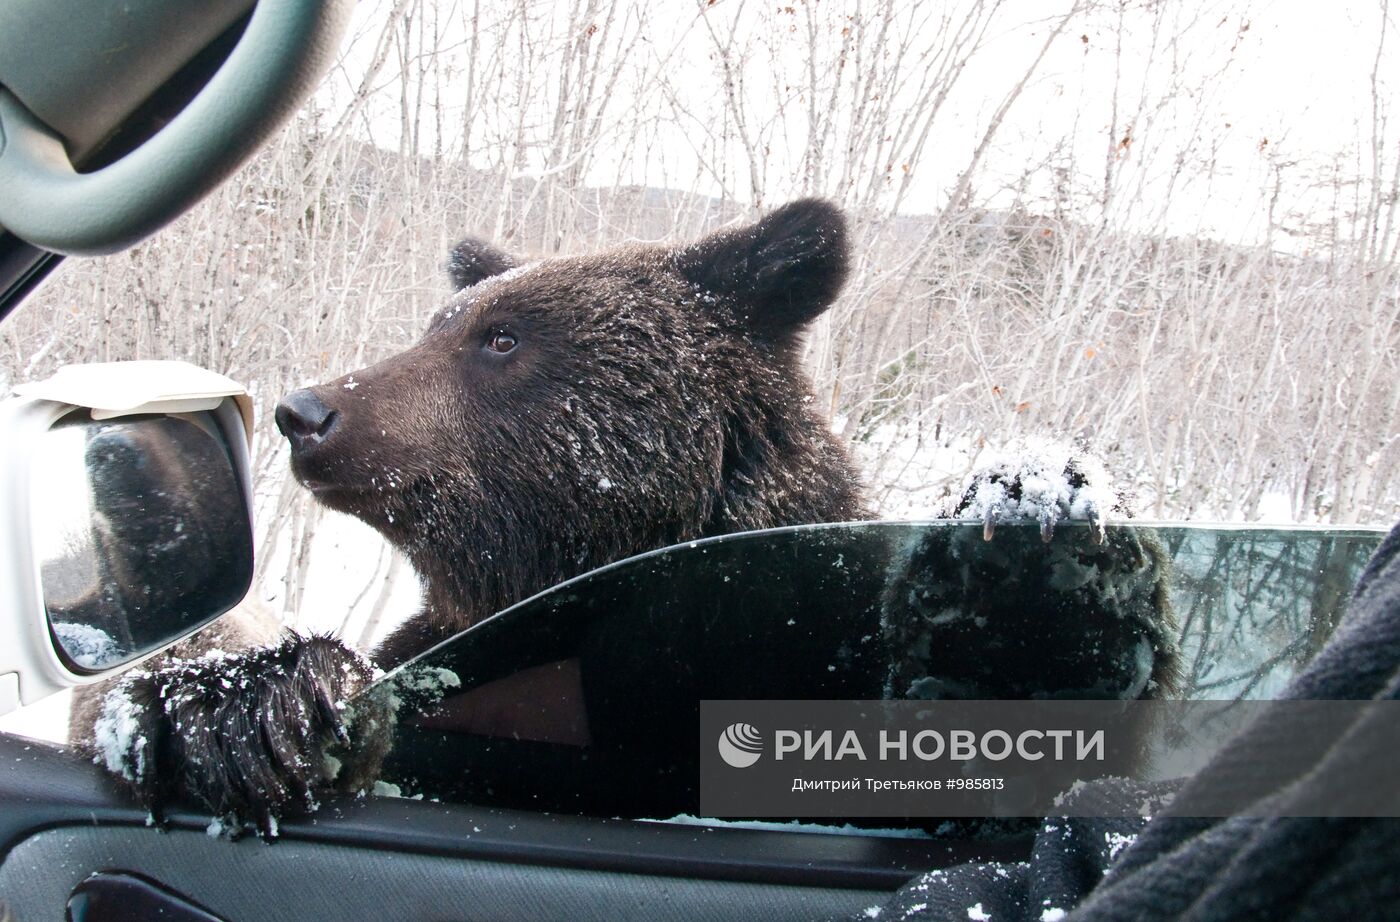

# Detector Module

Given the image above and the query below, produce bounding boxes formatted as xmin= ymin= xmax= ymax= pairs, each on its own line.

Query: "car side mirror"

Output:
xmin=0 ymin=361 xmax=255 ymax=715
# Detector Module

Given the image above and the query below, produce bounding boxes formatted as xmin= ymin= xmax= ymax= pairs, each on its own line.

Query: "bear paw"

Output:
xmin=954 ymin=439 xmax=1122 ymax=543
xmin=91 ymin=634 xmax=381 ymax=838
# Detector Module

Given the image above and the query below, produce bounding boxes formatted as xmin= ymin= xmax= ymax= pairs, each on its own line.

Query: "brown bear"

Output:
xmin=81 ymin=199 xmax=1177 ymax=834
xmin=278 ymin=197 xmax=865 ymax=671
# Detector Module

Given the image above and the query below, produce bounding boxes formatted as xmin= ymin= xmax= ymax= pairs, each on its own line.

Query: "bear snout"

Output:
xmin=275 ymin=388 xmax=340 ymax=453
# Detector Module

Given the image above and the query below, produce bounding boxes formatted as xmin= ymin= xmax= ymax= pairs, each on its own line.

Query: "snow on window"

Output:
xmin=956 ymin=438 xmax=1116 ymax=526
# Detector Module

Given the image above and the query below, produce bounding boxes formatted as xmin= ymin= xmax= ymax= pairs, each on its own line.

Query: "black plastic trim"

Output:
xmin=0 ymin=233 xmax=60 ymax=325
xmin=0 ymin=733 xmax=1025 ymax=891
xmin=69 ymin=871 xmax=229 ymax=922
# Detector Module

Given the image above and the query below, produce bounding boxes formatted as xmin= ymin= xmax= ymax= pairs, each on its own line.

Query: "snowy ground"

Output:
xmin=249 ymin=507 xmax=423 ymax=647
xmin=845 ymin=421 xmax=979 ymax=522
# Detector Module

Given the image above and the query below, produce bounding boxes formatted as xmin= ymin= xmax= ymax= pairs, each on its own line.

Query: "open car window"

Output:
xmin=359 ymin=520 xmax=1385 ymax=821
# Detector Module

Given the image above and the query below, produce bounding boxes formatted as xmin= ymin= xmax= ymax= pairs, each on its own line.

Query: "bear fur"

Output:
xmin=283 ymin=198 xmax=866 ymax=670
xmin=79 ymin=199 xmax=1178 ymax=833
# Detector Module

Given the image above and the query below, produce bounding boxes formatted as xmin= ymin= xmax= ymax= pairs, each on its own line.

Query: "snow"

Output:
xmin=954 ymin=437 xmax=1115 ymax=527
xmin=91 ymin=681 xmax=147 ymax=782
xmin=1123 ymin=637 xmax=1155 ymax=701
xmin=1040 ymin=910 xmax=1068 ymax=922
xmin=374 ymin=662 xmax=460 ymax=717
xmin=485 ymin=263 xmax=534 ymax=287
xmin=252 ymin=504 xmax=421 ymax=647
xmin=50 ymin=622 xmax=120 ymax=669
xmin=851 ymin=420 xmax=1326 ymax=526
xmin=393 ymin=666 xmax=462 ymax=697
xmin=847 ymin=422 xmax=977 ymax=520
xmin=967 ymin=904 xmax=992 ymax=920
xmin=1105 ymin=830 xmax=1138 ymax=861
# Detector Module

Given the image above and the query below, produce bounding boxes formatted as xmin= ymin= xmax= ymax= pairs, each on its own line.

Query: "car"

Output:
xmin=0 ymin=1 xmax=1396 ymax=920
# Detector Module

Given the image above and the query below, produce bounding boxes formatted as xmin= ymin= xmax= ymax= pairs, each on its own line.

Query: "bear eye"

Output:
xmin=486 ymin=331 xmax=518 ymax=354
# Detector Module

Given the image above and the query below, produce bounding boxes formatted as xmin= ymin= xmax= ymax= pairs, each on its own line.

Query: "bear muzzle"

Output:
xmin=275 ymin=388 xmax=341 ymax=456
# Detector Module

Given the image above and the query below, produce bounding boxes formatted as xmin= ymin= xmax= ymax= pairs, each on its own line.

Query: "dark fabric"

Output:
xmin=865 ymin=523 xmax=1400 ymax=921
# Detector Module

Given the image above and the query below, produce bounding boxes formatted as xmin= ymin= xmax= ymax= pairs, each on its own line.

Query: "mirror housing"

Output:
xmin=0 ymin=361 xmax=255 ymax=715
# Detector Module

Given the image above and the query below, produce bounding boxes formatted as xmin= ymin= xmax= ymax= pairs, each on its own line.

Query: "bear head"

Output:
xmin=274 ymin=198 xmax=865 ymax=624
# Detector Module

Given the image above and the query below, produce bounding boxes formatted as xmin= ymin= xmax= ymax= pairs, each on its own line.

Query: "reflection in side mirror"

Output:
xmin=33 ymin=412 xmax=253 ymax=673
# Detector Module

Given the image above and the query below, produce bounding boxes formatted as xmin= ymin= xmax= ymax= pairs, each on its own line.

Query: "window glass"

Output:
xmin=364 ymin=521 xmax=1384 ymax=819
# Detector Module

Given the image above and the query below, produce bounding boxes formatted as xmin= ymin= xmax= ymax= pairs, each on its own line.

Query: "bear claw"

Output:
xmin=959 ymin=439 xmax=1122 ymax=545
xmin=89 ymin=634 xmax=379 ymax=836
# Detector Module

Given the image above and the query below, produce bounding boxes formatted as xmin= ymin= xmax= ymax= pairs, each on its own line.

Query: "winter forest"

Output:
xmin=2 ymin=0 xmax=1399 ymax=647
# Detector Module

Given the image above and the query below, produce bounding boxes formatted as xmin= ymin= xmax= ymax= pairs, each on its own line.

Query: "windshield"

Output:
xmin=361 ymin=520 xmax=1384 ymax=819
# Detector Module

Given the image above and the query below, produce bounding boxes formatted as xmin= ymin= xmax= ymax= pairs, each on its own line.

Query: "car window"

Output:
xmin=362 ymin=521 xmax=1384 ymax=820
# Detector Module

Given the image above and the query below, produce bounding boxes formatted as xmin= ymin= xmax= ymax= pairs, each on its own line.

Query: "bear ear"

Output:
xmin=675 ymin=198 xmax=849 ymax=337
xmin=446 ymin=237 xmax=517 ymax=290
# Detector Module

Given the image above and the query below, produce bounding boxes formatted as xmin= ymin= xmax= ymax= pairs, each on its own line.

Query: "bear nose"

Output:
xmin=275 ymin=389 xmax=339 ymax=451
